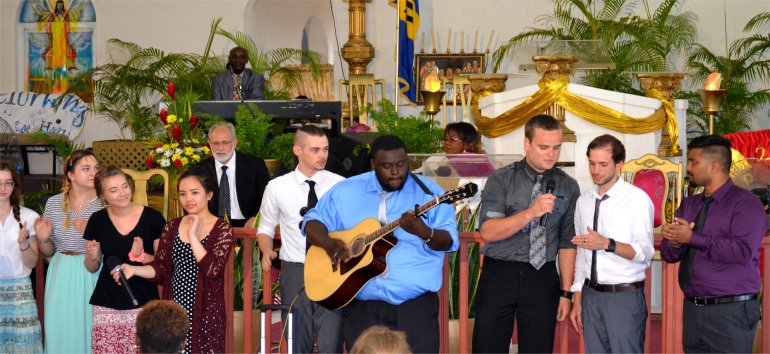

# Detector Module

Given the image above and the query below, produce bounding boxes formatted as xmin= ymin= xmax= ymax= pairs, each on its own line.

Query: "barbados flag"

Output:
xmin=397 ymin=0 xmax=419 ymax=105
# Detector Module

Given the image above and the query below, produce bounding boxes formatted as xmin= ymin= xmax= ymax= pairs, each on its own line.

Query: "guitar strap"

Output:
xmin=409 ymin=172 xmax=435 ymax=196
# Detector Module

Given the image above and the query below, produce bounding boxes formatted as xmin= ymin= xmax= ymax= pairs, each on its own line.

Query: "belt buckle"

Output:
xmin=692 ymin=296 xmax=706 ymax=306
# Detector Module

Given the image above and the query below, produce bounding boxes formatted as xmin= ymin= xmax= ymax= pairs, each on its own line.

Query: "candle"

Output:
xmin=474 ymin=31 xmax=478 ymax=52
xmin=448 ymin=29 xmax=452 ymax=53
xmin=461 ymin=31 xmax=465 ymax=52
xmin=486 ymin=30 xmax=495 ymax=52
xmin=421 ymin=32 xmax=425 ymax=53
xmin=431 ymin=29 xmax=436 ymax=52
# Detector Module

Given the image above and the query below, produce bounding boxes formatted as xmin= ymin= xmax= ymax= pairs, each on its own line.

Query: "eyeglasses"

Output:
xmin=443 ymin=137 xmax=461 ymax=143
xmin=210 ymin=140 xmax=233 ymax=148
xmin=0 ymin=181 xmax=15 ymax=189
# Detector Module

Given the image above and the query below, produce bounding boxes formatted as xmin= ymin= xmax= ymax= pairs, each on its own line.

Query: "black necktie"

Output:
xmin=590 ymin=194 xmax=610 ymax=285
xmin=218 ymin=166 xmax=231 ymax=219
xmin=306 ymin=180 xmax=318 ymax=210
xmin=679 ymin=196 xmax=713 ymax=290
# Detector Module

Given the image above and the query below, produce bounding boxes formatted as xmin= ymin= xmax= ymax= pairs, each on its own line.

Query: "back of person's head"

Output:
xmin=135 ymin=300 xmax=189 ymax=353
xmin=350 ymin=325 xmax=412 ymax=354
xmin=445 ymin=122 xmax=484 ymax=153
xmin=687 ymin=134 xmax=732 ymax=173
xmin=524 ymin=114 xmax=561 ymax=141
xmin=370 ymin=135 xmax=408 ymax=159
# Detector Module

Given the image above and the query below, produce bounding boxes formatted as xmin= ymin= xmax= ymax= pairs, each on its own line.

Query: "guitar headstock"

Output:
xmin=439 ymin=182 xmax=478 ymax=204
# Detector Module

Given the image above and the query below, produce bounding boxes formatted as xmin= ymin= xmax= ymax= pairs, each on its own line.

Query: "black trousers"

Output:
xmin=472 ymin=259 xmax=560 ymax=353
xmin=343 ymin=292 xmax=439 ymax=353
xmin=682 ymin=298 xmax=760 ymax=353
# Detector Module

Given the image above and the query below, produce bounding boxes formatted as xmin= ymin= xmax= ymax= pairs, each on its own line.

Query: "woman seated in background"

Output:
xmin=35 ymin=150 xmax=103 ymax=353
xmin=114 ymin=164 xmax=233 ymax=354
xmin=83 ymin=165 xmax=166 ymax=353
xmin=443 ymin=122 xmax=485 ymax=154
xmin=135 ymin=300 xmax=189 ymax=354
xmin=0 ymin=162 xmax=43 ymax=352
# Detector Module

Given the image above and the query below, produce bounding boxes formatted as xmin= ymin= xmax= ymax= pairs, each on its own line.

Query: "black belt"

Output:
xmin=584 ymin=279 xmax=644 ymax=293
xmin=686 ymin=294 xmax=758 ymax=306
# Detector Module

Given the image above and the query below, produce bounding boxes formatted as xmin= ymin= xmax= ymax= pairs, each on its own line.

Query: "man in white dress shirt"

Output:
xmin=256 ymin=125 xmax=345 ymax=352
xmin=569 ymin=134 xmax=654 ymax=353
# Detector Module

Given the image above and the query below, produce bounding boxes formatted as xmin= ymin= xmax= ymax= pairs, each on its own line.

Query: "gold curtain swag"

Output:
xmin=471 ymin=77 xmax=681 ymax=155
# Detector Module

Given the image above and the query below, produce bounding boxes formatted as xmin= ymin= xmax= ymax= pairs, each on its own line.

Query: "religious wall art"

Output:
xmin=415 ymin=53 xmax=485 ymax=104
xmin=18 ymin=0 xmax=96 ymax=98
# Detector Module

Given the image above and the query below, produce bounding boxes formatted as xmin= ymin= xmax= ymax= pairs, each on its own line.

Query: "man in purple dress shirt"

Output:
xmin=661 ymin=135 xmax=767 ymax=353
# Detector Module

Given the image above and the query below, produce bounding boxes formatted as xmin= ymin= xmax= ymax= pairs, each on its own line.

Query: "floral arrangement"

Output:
xmin=145 ymin=82 xmax=211 ymax=175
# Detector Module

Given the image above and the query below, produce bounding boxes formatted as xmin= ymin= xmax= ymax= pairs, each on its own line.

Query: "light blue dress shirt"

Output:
xmin=303 ymin=172 xmax=459 ymax=305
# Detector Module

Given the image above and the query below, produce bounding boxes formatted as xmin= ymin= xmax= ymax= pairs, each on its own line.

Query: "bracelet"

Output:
xmin=40 ymin=239 xmax=51 ymax=244
xmin=19 ymin=242 xmax=30 ymax=252
xmin=423 ymin=228 xmax=435 ymax=243
xmin=128 ymin=249 xmax=146 ymax=263
xmin=559 ymin=290 xmax=574 ymax=301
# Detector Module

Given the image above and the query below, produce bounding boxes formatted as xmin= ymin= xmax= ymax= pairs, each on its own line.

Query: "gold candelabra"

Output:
xmin=700 ymin=89 xmax=726 ymax=134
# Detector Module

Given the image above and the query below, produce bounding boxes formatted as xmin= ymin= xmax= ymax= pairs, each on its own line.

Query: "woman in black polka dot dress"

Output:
xmin=114 ymin=165 xmax=233 ymax=353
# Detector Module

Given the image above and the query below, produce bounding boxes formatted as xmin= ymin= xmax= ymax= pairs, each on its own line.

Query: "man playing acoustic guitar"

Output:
xmin=303 ymin=135 xmax=458 ymax=353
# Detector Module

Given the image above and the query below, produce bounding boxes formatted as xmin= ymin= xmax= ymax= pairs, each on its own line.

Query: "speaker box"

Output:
xmin=327 ymin=133 xmax=379 ymax=177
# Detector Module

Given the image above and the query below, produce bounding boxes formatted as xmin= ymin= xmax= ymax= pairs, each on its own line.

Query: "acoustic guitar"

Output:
xmin=304 ymin=182 xmax=478 ymax=309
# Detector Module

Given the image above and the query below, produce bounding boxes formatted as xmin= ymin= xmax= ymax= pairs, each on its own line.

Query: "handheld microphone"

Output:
xmin=107 ymin=255 xmax=139 ymax=306
xmin=540 ymin=179 xmax=556 ymax=226
xmin=226 ymin=62 xmax=234 ymax=73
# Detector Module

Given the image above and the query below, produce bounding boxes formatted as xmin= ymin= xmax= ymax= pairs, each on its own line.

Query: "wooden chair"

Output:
xmin=442 ymin=74 xmax=473 ymax=126
xmin=620 ymin=154 xmax=682 ymax=232
xmin=122 ymin=168 xmax=170 ymax=219
xmin=339 ymin=74 xmax=385 ymax=127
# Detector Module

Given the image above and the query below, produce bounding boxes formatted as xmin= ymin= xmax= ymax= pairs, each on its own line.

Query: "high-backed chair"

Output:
xmin=339 ymin=74 xmax=385 ymax=127
xmin=122 ymin=168 xmax=170 ymax=219
xmin=620 ymin=154 xmax=682 ymax=231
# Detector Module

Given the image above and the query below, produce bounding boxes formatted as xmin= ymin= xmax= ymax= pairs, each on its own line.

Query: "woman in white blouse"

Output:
xmin=0 ymin=162 xmax=42 ymax=352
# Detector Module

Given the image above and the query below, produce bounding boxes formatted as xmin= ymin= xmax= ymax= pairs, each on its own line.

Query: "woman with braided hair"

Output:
xmin=0 ymin=162 xmax=43 ymax=352
xmin=35 ymin=150 xmax=103 ymax=353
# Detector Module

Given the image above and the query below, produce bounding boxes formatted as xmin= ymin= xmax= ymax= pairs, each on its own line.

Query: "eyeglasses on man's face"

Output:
xmin=210 ymin=140 xmax=233 ymax=148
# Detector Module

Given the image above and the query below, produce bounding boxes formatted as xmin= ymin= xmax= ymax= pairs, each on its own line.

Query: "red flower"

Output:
xmin=172 ymin=125 xmax=182 ymax=142
xmin=173 ymin=159 xmax=183 ymax=169
xmin=145 ymin=155 xmax=157 ymax=169
xmin=159 ymin=108 xmax=168 ymax=125
xmin=167 ymin=82 xmax=176 ymax=101
xmin=189 ymin=114 xmax=198 ymax=131
xmin=156 ymin=143 xmax=163 ymax=148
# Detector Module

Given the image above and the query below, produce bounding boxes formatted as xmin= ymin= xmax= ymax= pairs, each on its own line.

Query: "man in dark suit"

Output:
xmin=203 ymin=122 xmax=269 ymax=227
xmin=211 ymin=47 xmax=265 ymax=101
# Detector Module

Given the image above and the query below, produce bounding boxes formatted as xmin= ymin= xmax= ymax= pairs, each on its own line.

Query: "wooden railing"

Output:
xmin=34 ymin=229 xmax=770 ymax=353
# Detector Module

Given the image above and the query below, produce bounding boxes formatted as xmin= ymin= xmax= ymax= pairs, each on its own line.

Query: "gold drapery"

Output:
xmin=471 ymin=77 xmax=681 ymax=155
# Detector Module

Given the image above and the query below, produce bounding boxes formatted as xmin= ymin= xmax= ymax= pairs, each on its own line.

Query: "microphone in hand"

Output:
xmin=107 ymin=255 xmax=139 ymax=306
xmin=226 ymin=62 xmax=234 ymax=73
xmin=540 ymin=179 xmax=556 ymax=226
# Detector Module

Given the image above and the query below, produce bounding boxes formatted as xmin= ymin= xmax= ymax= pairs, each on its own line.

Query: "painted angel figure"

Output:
xmin=32 ymin=0 xmax=88 ymax=92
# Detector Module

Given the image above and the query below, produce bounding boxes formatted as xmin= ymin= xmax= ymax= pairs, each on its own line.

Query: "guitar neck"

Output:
xmin=363 ymin=197 xmax=440 ymax=245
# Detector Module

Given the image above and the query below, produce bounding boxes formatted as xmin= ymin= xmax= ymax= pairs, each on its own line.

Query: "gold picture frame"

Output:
xmin=415 ymin=53 xmax=485 ymax=104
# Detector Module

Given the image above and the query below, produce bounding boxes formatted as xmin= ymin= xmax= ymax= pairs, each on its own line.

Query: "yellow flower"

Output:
xmin=184 ymin=147 xmax=194 ymax=156
xmin=172 ymin=153 xmax=181 ymax=161
xmin=181 ymin=157 xmax=189 ymax=166
xmin=202 ymin=146 xmax=210 ymax=154
xmin=192 ymin=155 xmax=201 ymax=162
xmin=167 ymin=115 xmax=177 ymax=124
xmin=171 ymin=143 xmax=179 ymax=149
xmin=192 ymin=138 xmax=200 ymax=144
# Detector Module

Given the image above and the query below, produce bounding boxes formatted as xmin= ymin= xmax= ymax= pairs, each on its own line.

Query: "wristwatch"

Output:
xmin=559 ymin=290 xmax=574 ymax=301
xmin=606 ymin=238 xmax=616 ymax=253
